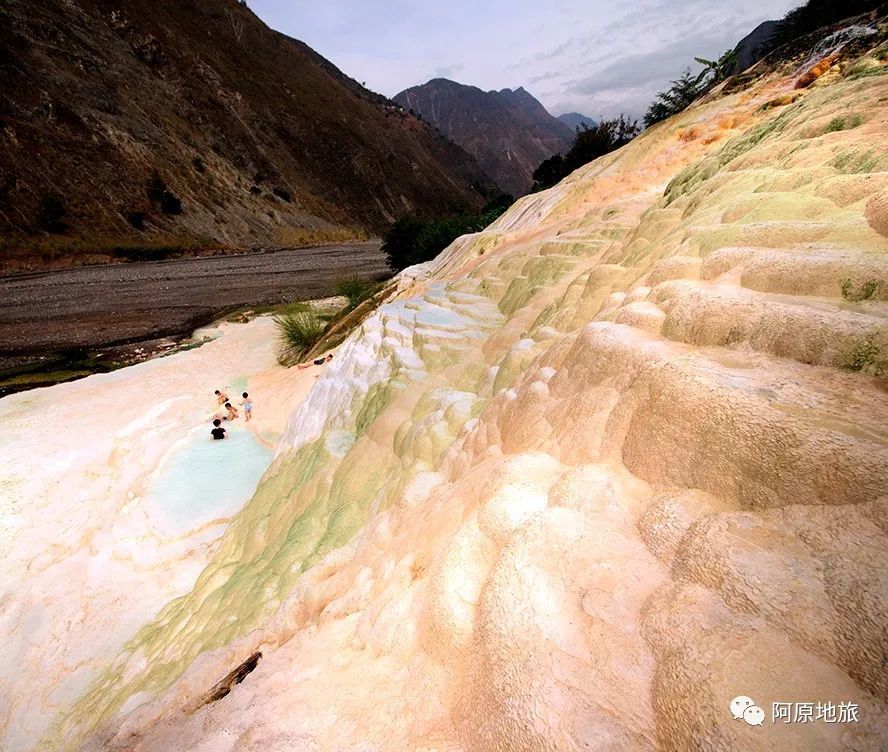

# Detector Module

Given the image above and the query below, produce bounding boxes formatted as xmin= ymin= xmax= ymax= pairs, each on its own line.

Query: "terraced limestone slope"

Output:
xmin=57 ymin=35 xmax=888 ymax=752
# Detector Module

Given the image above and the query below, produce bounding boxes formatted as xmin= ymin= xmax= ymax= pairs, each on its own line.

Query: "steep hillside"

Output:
xmin=732 ymin=19 xmax=780 ymax=70
xmin=394 ymin=79 xmax=574 ymax=195
xmin=3 ymin=16 xmax=888 ymax=752
xmin=0 ymin=0 xmax=491 ymax=268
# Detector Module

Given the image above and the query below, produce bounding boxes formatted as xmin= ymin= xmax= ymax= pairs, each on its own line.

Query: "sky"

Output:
xmin=249 ymin=0 xmax=800 ymax=120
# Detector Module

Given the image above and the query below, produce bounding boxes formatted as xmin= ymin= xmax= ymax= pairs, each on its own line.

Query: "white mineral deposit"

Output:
xmin=3 ymin=26 xmax=888 ymax=752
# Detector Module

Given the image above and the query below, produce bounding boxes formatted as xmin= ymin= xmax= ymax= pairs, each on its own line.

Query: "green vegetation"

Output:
xmin=767 ymin=0 xmax=882 ymax=53
xmin=644 ymin=69 xmax=704 ymax=127
xmin=274 ymin=308 xmax=326 ymax=365
xmin=841 ymin=278 xmax=882 ymax=301
xmin=844 ymin=64 xmax=888 ymax=81
xmin=146 ymin=173 xmax=182 ymax=215
xmin=830 ymin=148 xmax=880 ymax=174
xmin=145 ymin=175 xmax=164 ymax=201
xmin=664 ymin=106 xmax=799 ymax=203
xmin=693 ymin=50 xmax=739 ymax=86
xmin=382 ymin=194 xmax=513 ymax=271
xmin=643 ymin=50 xmax=735 ymax=128
xmin=841 ymin=39 xmax=888 ymax=80
xmin=111 ymin=245 xmax=193 ymax=262
xmin=846 ymin=340 xmax=885 ymax=376
xmin=718 ymin=107 xmax=796 ymax=162
xmin=126 ymin=211 xmax=147 ymax=230
xmin=0 ymin=357 xmax=109 ymax=398
xmin=0 ymin=233 xmax=215 ymax=273
xmin=161 ymin=194 xmax=181 ymax=215
xmin=531 ymin=115 xmax=640 ymax=191
xmin=643 ymin=0 xmax=882 ymax=128
xmin=825 ymin=113 xmax=864 ymax=132
xmin=272 ymin=225 xmax=369 ymax=247
xmin=37 ymin=195 xmax=67 ymax=233
xmin=333 ymin=275 xmax=377 ymax=310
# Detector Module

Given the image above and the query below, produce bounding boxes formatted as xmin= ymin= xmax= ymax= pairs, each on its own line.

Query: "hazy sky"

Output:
xmin=249 ymin=0 xmax=799 ymax=119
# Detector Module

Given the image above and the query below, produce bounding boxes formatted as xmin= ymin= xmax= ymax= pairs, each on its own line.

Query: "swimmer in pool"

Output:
xmin=241 ymin=392 xmax=253 ymax=421
xmin=214 ymin=389 xmax=229 ymax=406
xmin=211 ymin=418 xmax=227 ymax=440
xmin=224 ymin=402 xmax=239 ymax=420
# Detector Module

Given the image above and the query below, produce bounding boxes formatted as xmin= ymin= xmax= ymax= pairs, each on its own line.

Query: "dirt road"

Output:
xmin=0 ymin=241 xmax=389 ymax=376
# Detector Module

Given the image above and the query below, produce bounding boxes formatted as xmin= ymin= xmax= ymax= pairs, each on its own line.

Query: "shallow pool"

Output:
xmin=144 ymin=425 xmax=272 ymax=537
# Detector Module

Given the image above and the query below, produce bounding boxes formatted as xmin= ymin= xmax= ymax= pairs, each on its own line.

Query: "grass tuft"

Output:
xmin=824 ymin=113 xmax=863 ymax=133
xmin=841 ymin=278 xmax=881 ymax=302
xmin=846 ymin=340 xmax=883 ymax=376
xmin=333 ymin=275 xmax=376 ymax=310
xmin=272 ymin=225 xmax=368 ymax=247
xmin=274 ymin=309 xmax=326 ymax=365
xmin=830 ymin=149 xmax=881 ymax=174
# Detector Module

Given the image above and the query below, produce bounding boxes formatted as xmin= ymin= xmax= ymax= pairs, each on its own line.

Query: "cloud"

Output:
xmin=511 ymin=38 xmax=577 ymax=68
xmin=534 ymin=38 xmax=576 ymax=62
xmin=545 ymin=0 xmax=797 ymax=118
xmin=528 ymin=70 xmax=561 ymax=85
xmin=564 ymin=30 xmax=734 ymax=95
xmin=432 ymin=63 xmax=465 ymax=79
xmin=249 ymin=0 xmax=801 ymax=119
xmin=552 ymin=85 xmax=660 ymax=122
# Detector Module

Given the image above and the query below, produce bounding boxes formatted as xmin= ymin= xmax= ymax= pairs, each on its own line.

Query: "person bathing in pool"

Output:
xmin=240 ymin=392 xmax=253 ymax=421
xmin=211 ymin=418 xmax=227 ymax=440
xmin=214 ymin=389 xmax=229 ymax=406
xmin=224 ymin=402 xmax=239 ymax=420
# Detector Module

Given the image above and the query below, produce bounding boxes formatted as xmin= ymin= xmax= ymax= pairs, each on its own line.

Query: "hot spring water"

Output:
xmin=144 ymin=426 xmax=272 ymax=537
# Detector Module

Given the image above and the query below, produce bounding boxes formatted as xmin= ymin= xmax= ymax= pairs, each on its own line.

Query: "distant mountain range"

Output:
xmin=0 ymin=0 xmax=493 ymax=265
xmin=394 ymin=79 xmax=575 ymax=195
xmin=557 ymin=112 xmax=599 ymax=131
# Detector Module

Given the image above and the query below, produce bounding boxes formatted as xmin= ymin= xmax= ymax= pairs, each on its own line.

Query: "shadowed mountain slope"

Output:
xmin=394 ymin=78 xmax=574 ymax=195
xmin=0 ymin=0 xmax=492 ymax=268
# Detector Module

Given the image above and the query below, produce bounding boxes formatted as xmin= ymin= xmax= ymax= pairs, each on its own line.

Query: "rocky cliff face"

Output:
xmin=733 ymin=19 xmax=780 ymax=71
xmin=0 ymin=0 xmax=490 ymax=266
xmin=394 ymin=79 xmax=574 ymax=195
xmin=10 ymin=21 xmax=888 ymax=752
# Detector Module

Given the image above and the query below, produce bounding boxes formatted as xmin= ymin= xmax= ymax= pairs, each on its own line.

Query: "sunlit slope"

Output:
xmin=66 ymin=43 xmax=888 ymax=751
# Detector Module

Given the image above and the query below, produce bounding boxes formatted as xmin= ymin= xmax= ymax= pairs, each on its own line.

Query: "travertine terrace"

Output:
xmin=7 ymin=30 xmax=888 ymax=752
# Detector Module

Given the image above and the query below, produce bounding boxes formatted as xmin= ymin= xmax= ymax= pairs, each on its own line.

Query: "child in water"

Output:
xmin=211 ymin=418 xmax=227 ymax=440
xmin=241 ymin=392 xmax=253 ymax=421
xmin=214 ymin=389 xmax=229 ymax=406
xmin=224 ymin=402 xmax=239 ymax=420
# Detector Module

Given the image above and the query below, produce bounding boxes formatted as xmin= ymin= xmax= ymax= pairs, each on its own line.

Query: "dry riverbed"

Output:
xmin=0 ymin=241 xmax=388 ymax=394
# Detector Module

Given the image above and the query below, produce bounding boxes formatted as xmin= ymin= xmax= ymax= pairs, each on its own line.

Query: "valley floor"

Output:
xmin=0 ymin=241 xmax=388 ymax=387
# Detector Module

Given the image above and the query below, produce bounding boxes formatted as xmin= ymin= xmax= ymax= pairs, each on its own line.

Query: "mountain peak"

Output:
xmin=394 ymin=80 xmax=574 ymax=194
xmin=558 ymin=112 xmax=599 ymax=131
xmin=497 ymin=85 xmax=541 ymax=109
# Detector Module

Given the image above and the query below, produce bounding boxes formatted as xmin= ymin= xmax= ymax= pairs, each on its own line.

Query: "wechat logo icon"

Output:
xmin=730 ymin=696 xmax=765 ymax=726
